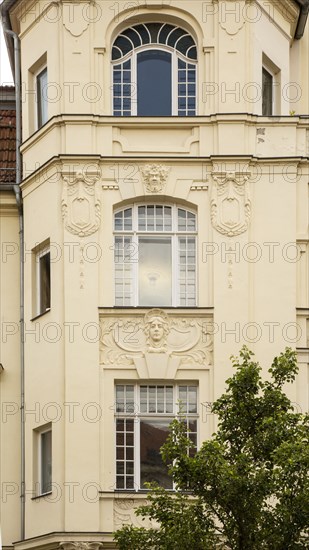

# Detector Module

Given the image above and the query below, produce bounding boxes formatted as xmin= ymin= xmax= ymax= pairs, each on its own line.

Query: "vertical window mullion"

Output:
xmin=172 ymin=50 xmax=177 ymax=115
xmin=135 ymin=384 xmax=140 ymax=490
xmin=132 ymin=52 xmax=137 ymax=116
xmin=133 ymin=233 xmax=138 ymax=307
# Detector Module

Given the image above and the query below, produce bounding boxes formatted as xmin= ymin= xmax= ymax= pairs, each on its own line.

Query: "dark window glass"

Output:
xmin=37 ymin=68 xmax=48 ymax=128
xmin=140 ymin=419 xmax=172 ymax=489
xmin=41 ymin=430 xmax=52 ymax=493
xmin=166 ymin=27 xmax=186 ymax=48
xmin=157 ymin=23 xmax=174 ymax=44
xmin=39 ymin=252 xmax=51 ymax=314
xmin=137 ymin=50 xmax=172 ymax=116
xmin=262 ymin=68 xmax=273 ymax=116
xmin=113 ymin=35 xmax=133 ymax=57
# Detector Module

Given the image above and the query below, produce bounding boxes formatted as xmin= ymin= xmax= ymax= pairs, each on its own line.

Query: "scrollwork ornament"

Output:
xmin=210 ymin=170 xmax=251 ymax=236
xmin=59 ymin=543 xmax=103 ymax=550
xmin=62 ymin=170 xmax=101 ymax=237
xmin=100 ymin=310 xmax=213 ymax=368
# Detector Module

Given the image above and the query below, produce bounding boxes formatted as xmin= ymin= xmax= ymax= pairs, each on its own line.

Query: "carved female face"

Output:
xmin=149 ymin=317 xmax=165 ymax=342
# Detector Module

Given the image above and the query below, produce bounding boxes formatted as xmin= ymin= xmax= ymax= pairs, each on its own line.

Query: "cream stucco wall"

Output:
xmin=1 ymin=0 xmax=309 ymax=548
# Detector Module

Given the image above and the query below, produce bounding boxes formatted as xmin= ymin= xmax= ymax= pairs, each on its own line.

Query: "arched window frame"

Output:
xmin=111 ymin=23 xmax=197 ymax=116
xmin=113 ymin=203 xmax=197 ymax=307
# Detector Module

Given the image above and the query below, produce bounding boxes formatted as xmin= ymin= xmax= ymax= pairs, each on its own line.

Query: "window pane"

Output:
xmin=39 ymin=252 xmax=51 ymax=313
xmin=138 ymin=237 xmax=172 ymax=306
xmin=41 ymin=430 xmax=52 ymax=493
xmin=178 ymin=237 xmax=196 ymax=306
xmin=262 ymin=68 xmax=273 ymax=116
xmin=113 ymin=60 xmax=132 ymax=116
xmin=137 ymin=50 xmax=172 ymax=116
xmin=37 ymin=68 xmax=48 ymax=128
xmin=114 ymin=237 xmax=134 ymax=306
xmin=140 ymin=419 xmax=172 ymax=489
xmin=116 ymin=409 xmax=135 ymax=490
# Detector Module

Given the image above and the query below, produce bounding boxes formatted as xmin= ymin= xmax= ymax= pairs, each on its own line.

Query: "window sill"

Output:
xmin=31 ymin=308 xmax=51 ymax=322
xmin=31 ymin=491 xmax=52 ymax=500
xmin=99 ymin=489 xmax=194 ymax=499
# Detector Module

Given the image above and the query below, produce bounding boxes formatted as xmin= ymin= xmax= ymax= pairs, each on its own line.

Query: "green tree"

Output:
xmin=114 ymin=347 xmax=309 ymax=549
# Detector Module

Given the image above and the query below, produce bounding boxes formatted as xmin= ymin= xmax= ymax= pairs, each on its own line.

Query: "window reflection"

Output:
xmin=140 ymin=419 xmax=172 ymax=489
xmin=138 ymin=237 xmax=172 ymax=306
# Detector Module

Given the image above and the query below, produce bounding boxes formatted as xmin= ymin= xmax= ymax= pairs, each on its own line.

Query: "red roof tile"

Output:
xmin=0 ymin=107 xmax=16 ymax=184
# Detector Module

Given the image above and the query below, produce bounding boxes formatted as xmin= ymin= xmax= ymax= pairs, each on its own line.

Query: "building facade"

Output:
xmin=0 ymin=0 xmax=309 ymax=548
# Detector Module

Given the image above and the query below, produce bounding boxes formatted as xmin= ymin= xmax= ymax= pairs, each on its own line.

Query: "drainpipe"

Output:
xmin=4 ymin=28 xmax=25 ymax=541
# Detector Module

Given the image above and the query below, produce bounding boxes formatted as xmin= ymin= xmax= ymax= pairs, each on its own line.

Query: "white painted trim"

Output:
xmin=36 ymin=245 xmax=50 ymax=316
xmin=34 ymin=65 xmax=48 ymax=130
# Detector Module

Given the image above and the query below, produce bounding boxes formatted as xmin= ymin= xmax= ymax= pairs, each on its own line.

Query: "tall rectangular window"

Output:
xmin=36 ymin=247 xmax=51 ymax=316
xmin=37 ymin=67 xmax=48 ymax=128
xmin=262 ymin=67 xmax=273 ymax=116
xmin=115 ymin=384 xmax=198 ymax=490
xmin=40 ymin=428 xmax=52 ymax=494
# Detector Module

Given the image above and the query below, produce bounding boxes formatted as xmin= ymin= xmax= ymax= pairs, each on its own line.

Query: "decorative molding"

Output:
xmin=190 ymin=184 xmax=208 ymax=191
xmin=210 ymin=170 xmax=251 ymax=236
xmin=79 ymin=243 xmax=85 ymax=289
xmin=140 ymin=164 xmax=170 ymax=193
xmin=227 ymin=252 xmax=233 ymax=289
xmin=102 ymin=184 xmax=119 ymax=190
xmin=114 ymin=498 xmax=156 ymax=529
xmin=217 ymin=0 xmax=246 ymax=36
xmin=59 ymin=543 xmax=103 ymax=550
xmin=62 ymin=1 xmax=93 ymax=37
xmin=100 ymin=309 xmax=213 ymax=377
xmin=62 ymin=170 xmax=101 ymax=237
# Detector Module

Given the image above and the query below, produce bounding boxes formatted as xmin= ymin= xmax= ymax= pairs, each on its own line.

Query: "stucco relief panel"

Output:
xmin=100 ymin=309 xmax=213 ymax=378
xmin=210 ymin=170 xmax=251 ymax=236
xmin=62 ymin=1 xmax=93 ymax=36
xmin=62 ymin=170 xmax=101 ymax=237
xmin=114 ymin=497 xmax=157 ymax=530
xmin=59 ymin=543 xmax=103 ymax=550
xmin=215 ymin=0 xmax=246 ymax=35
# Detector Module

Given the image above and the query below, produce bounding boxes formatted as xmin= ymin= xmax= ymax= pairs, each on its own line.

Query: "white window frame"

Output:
xmin=35 ymin=66 xmax=48 ymax=129
xmin=111 ymin=45 xmax=197 ymax=116
xmin=36 ymin=245 xmax=51 ymax=316
xmin=38 ymin=426 xmax=52 ymax=496
xmin=262 ymin=55 xmax=280 ymax=116
xmin=113 ymin=203 xmax=197 ymax=307
xmin=115 ymin=383 xmax=199 ymax=491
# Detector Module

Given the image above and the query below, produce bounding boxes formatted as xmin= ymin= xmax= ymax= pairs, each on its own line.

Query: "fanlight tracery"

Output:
xmin=112 ymin=23 xmax=197 ymax=116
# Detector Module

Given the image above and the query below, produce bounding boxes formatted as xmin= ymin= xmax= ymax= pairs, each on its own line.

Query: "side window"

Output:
xmin=262 ymin=67 xmax=273 ymax=116
xmin=36 ymin=67 xmax=48 ymax=128
xmin=40 ymin=428 xmax=52 ymax=494
xmin=34 ymin=243 xmax=51 ymax=316
xmin=112 ymin=23 xmax=197 ymax=116
xmin=115 ymin=384 xmax=198 ymax=490
xmin=114 ymin=204 xmax=197 ymax=307
xmin=262 ymin=55 xmax=280 ymax=116
xmin=34 ymin=425 xmax=52 ymax=496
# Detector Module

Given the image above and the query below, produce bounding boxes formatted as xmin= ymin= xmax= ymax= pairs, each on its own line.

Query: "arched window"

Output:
xmin=114 ymin=204 xmax=197 ymax=306
xmin=112 ymin=23 xmax=197 ymax=116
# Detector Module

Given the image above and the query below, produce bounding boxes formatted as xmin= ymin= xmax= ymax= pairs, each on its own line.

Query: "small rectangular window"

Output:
xmin=40 ymin=429 xmax=52 ymax=494
xmin=262 ymin=67 xmax=273 ymax=116
xmin=37 ymin=67 xmax=48 ymax=128
xmin=36 ymin=246 xmax=51 ymax=316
